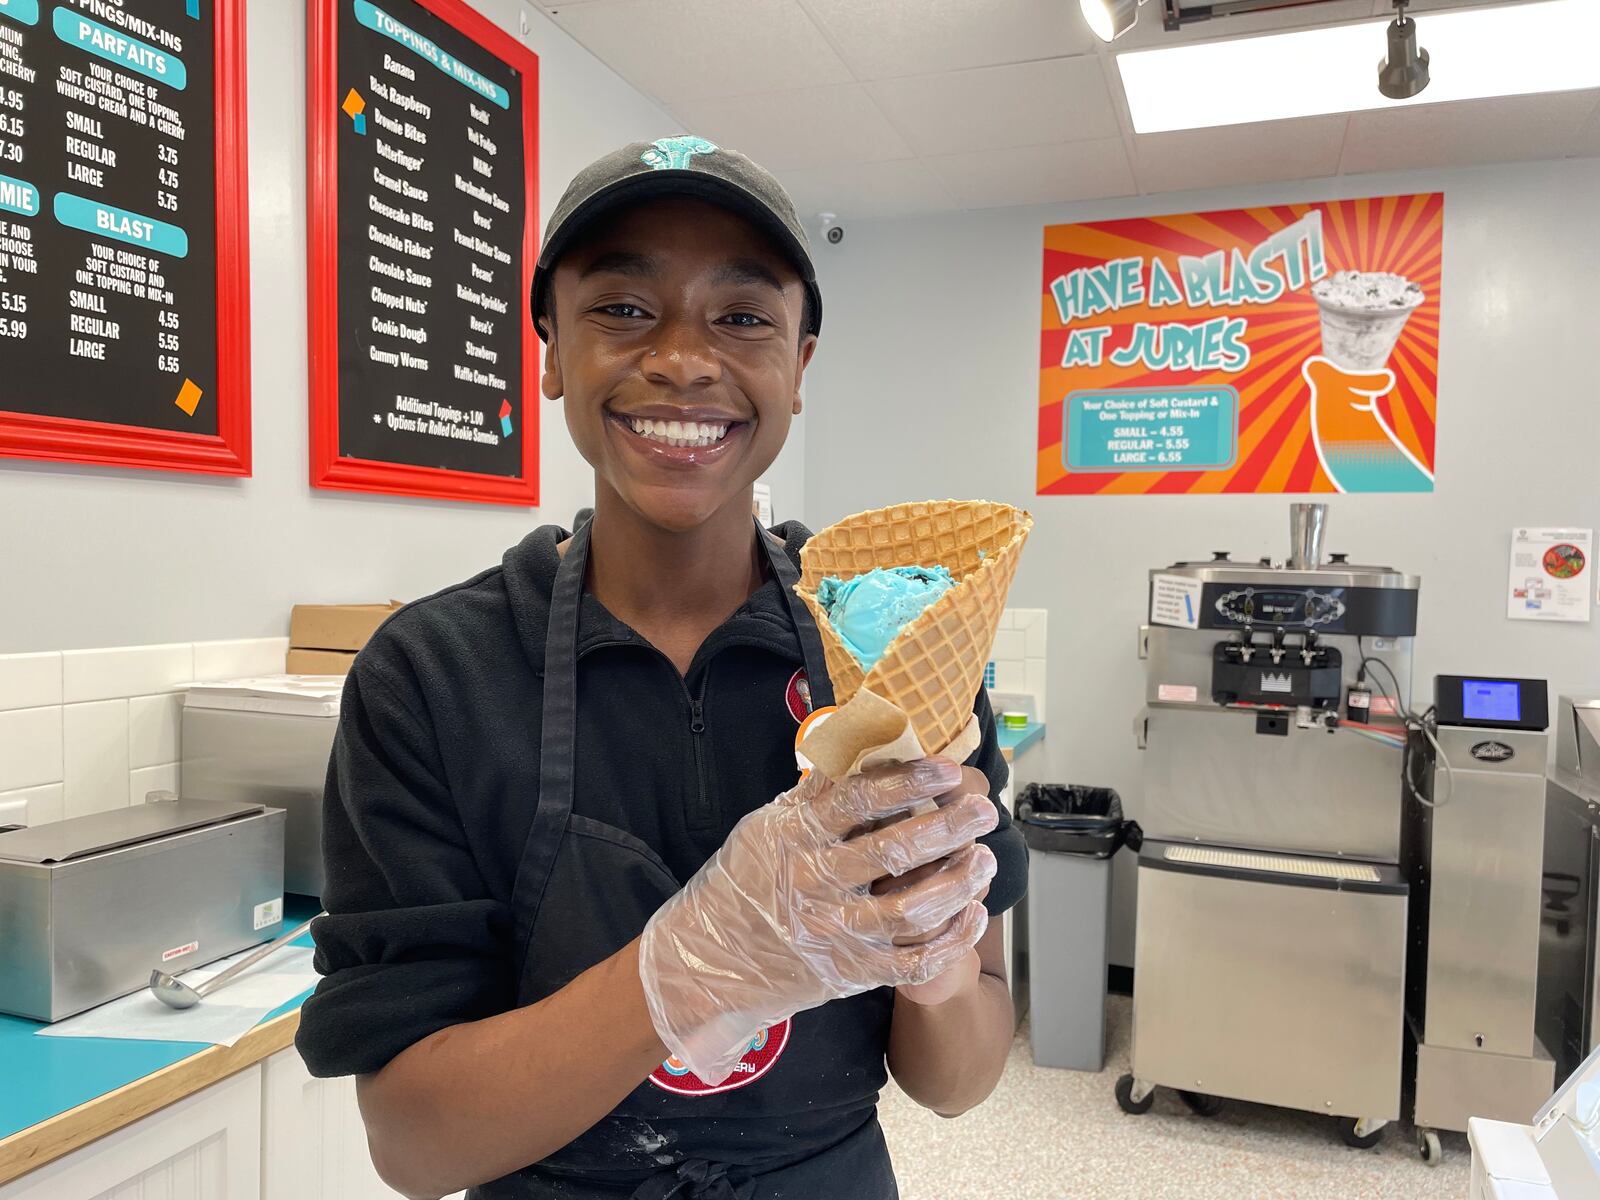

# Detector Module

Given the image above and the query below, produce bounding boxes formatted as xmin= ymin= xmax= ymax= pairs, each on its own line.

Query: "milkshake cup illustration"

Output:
xmin=1310 ymin=270 xmax=1425 ymax=370
xmin=1303 ymin=271 xmax=1431 ymax=493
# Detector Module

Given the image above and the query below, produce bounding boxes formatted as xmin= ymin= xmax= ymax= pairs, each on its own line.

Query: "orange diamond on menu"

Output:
xmin=174 ymin=379 xmax=202 ymax=417
xmin=341 ymin=88 xmax=365 ymax=118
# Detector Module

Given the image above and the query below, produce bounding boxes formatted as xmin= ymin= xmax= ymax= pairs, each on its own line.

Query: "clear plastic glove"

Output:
xmin=638 ymin=757 xmax=998 ymax=1084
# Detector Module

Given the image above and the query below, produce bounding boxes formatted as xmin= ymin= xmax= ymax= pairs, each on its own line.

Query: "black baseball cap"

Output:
xmin=530 ymin=136 xmax=822 ymax=339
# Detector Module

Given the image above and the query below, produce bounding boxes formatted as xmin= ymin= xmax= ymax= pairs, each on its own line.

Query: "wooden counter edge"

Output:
xmin=0 ymin=1008 xmax=302 ymax=1187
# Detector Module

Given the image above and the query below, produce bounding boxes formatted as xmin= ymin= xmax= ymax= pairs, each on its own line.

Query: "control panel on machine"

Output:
xmin=1213 ymin=587 xmax=1349 ymax=630
xmin=1432 ymin=675 xmax=1549 ymax=731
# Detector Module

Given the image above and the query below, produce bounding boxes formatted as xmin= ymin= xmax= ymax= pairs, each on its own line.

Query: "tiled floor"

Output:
xmin=879 ymin=996 xmax=1470 ymax=1199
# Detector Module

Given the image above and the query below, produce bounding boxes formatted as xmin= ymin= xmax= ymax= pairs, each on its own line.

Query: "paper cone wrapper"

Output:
xmin=796 ymin=500 xmax=1032 ymax=779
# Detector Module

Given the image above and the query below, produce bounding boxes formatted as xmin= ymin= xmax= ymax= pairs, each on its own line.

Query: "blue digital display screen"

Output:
xmin=1463 ymin=679 xmax=1521 ymax=722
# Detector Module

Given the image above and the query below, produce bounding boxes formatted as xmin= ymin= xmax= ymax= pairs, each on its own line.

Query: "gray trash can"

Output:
xmin=1019 ymin=785 xmax=1136 ymax=1072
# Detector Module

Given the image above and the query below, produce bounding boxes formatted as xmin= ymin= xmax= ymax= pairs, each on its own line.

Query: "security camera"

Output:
xmin=819 ymin=213 xmax=844 ymax=245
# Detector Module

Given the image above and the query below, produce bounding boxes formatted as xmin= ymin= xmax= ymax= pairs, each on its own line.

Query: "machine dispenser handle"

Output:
xmin=1137 ymin=624 xmax=1150 ymax=660
xmin=1133 ymin=711 xmax=1148 ymax=750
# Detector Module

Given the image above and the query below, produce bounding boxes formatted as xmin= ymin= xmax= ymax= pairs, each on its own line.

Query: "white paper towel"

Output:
xmin=35 ymin=945 xmax=318 ymax=1048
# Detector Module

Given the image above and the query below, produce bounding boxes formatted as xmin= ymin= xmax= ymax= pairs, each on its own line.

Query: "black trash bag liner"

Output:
xmin=1016 ymin=785 xmax=1141 ymax=858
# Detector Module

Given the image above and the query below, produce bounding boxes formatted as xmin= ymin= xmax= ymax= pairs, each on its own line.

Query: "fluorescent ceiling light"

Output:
xmin=1117 ymin=0 xmax=1600 ymax=134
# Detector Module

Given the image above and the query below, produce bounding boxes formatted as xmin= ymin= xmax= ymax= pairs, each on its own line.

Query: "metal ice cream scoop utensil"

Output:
xmin=148 ymin=914 xmax=322 ymax=1009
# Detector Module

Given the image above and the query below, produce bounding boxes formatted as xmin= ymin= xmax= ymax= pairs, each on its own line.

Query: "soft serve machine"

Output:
xmin=1114 ymin=504 xmax=1558 ymax=1163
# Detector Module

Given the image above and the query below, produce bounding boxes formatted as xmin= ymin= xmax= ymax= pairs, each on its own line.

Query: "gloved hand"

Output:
xmin=638 ymin=757 xmax=998 ymax=1084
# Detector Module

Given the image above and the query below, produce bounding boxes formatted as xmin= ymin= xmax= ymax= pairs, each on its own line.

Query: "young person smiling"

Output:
xmin=298 ymin=138 xmax=1027 ymax=1200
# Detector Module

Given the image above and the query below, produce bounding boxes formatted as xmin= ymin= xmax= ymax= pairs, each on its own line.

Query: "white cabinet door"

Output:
xmin=0 ymin=1067 xmax=261 ymax=1200
xmin=261 ymin=1047 xmax=465 ymax=1200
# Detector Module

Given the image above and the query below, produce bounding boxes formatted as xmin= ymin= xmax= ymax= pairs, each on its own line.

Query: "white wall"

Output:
xmin=804 ymin=157 xmax=1600 ymax=963
xmin=0 ymin=0 xmax=808 ymax=654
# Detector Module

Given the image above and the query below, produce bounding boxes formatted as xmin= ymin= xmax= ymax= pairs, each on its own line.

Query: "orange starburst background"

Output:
xmin=1037 ymin=193 xmax=1443 ymax=495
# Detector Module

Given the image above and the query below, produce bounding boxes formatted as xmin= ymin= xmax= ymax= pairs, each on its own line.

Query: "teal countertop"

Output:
xmin=0 ymin=894 xmax=322 ymax=1144
xmin=997 ymin=721 xmax=1045 ymax=758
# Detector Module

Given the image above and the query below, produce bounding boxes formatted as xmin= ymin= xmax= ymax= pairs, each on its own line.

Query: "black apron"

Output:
xmin=469 ymin=520 xmax=900 ymax=1200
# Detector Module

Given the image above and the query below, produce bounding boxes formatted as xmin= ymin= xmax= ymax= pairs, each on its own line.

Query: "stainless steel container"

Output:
xmin=1406 ymin=713 xmax=1556 ymax=1132
xmin=1133 ymin=841 xmax=1408 ymax=1121
xmin=0 ymin=799 xmax=286 ymax=1022
xmin=1537 ymin=694 xmax=1600 ymax=1088
xmin=181 ymin=706 xmax=336 ymax=896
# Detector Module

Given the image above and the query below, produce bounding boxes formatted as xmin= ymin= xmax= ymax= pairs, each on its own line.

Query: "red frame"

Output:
xmin=307 ymin=0 xmax=540 ymax=506
xmin=0 ymin=0 xmax=251 ymax=476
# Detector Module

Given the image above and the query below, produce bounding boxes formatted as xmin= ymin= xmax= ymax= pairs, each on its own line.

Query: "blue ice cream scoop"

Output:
xmin=817 ymin=565 xmax=956 ymax=671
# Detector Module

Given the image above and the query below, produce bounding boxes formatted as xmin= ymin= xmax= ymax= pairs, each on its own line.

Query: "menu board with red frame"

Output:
xmin=308 ymin=0 xmax=539 ymax=505
xmin=0 ymin=0 xmax=250 ymax=476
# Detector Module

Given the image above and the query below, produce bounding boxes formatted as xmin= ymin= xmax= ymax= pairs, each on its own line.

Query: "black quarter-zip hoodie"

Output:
xmin=296 ymin=521 xmax=1027 ymax=1080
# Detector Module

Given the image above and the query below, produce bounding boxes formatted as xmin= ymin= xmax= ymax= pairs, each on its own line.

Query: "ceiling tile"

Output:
xmin=924 ymin=139 xmax=1136 ymax=209
xmin=1341 ymin=91 xmax=1600 ymax=175
xmin=799 ymin=0 xmax=1096 ymax=80
xmin=672 ymin=86 xmax=913 ymax=171
xmin=1131 ymin=115 xmax=1348 ymax=194
xmin=547 ymin=0 xmax=852 ymax=104
xmin=775 ymin=158 xmax=957 ymax=222
xmin=867 ymin=57 xmax=1120 ymax=157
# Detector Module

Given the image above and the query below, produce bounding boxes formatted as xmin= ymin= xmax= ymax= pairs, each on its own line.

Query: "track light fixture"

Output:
xmin=1080 ymin=0 xmax=1144 ymax=42
xmin=1377 ymin=0 xmax=1431 ymax=99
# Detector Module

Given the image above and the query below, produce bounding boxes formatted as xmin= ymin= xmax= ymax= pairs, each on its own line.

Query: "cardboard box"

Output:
xmin=286 ymin=648 xmax=358 ymax=676
xmin=289 ymin=602 xmax=402 ymax=652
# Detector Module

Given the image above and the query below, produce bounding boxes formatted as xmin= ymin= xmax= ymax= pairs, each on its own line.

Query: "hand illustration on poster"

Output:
xmin=1038 ymin=195 xmax=1443 ymax=496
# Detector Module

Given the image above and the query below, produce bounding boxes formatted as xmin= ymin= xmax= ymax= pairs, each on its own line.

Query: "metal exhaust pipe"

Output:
xmin=1288 ymin=503 xmax=1327 ymax=570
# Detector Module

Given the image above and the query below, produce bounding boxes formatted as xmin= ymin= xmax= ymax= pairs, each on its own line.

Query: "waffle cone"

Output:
xmin=797 ymin=501 xmax=1032 ymax=759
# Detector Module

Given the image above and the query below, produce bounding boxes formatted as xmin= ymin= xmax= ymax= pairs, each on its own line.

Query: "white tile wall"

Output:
xmin=0 ymin=637 xmax=288 ymax=828
xmin=988 ymin=607 xmax=1049 ymax=723
xmin=129 ymin=693 xmax=184 ymax=769
xmin=0 ymin=783 xmax=64 ymax=827
xmin=63 ymin=700 xmax=130 ymax=819
xmin=0 ymin=706 xmax=63 ymax=791
xmin=193 ymin=638 xmax=291 ymax=680
xmin=0 ymin=651 xmax=62 ymax=710
xmin=63 ymin=642 xmax=194 ymax=704
xmin=129 ymin=762 xmax=181 ymax=807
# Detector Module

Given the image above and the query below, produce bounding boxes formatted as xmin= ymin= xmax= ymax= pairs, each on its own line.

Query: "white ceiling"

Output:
xmin=536 ymin=0 xmax=1600 ymax=222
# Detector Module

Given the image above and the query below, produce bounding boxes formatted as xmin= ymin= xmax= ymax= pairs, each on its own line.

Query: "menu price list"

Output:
xmin=0 ymin=0 xmax=218 ymax=435
xmin=335 ymin=0 xmax=525 ymax=478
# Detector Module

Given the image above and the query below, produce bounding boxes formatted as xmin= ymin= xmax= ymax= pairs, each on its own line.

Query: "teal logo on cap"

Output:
xmin=642 ymin=136 xmax=717 ymax=170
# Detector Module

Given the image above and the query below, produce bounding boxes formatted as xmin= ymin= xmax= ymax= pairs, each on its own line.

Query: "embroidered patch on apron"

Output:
xmin=785 ymin=669 xmax=813 ymax=723
xmin=648 ymin=1020 xmax=790 ymax=1096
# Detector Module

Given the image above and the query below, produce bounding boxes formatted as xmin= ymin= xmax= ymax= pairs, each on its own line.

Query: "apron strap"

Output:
xmin=510 ymin=518 xmax=836 ymax=968
xmin=510 ymin=518 xmax=592 ymax=965
xmin=629 ymin=1159 xmax=754 ymax=1200
xmin=757 ymin=519 xmax=835 ymax=710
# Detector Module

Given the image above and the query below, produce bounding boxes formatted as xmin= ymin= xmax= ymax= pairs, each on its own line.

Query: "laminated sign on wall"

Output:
xmin=308 ymin=0 xmax=540 ymax=505
xmin=1038 ymin=194 xmax=1443 ymax=497
xmin=1508 ymin=528 xmax=1591 ymax=623
xmin=0 ymin=0 xmax=251 ymax=475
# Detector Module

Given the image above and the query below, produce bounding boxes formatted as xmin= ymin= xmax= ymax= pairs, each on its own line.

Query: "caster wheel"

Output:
xmin=1338 ymin=1117 xmax=1383 ymax=1150
xmin=1418 ymin=1128 xmax=1443 ymax=1166
xmin=1115 ymin=1074 xmax=1154 ymax=1115
xmin=1179 ymin=1090 xmax=1224 ymax=1117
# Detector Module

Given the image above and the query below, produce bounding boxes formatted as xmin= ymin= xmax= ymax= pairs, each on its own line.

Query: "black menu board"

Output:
xmin=309 ymin=0 xmax=538 ymax=505
xmin=0 ymin=0 xmax=249 ymax=473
